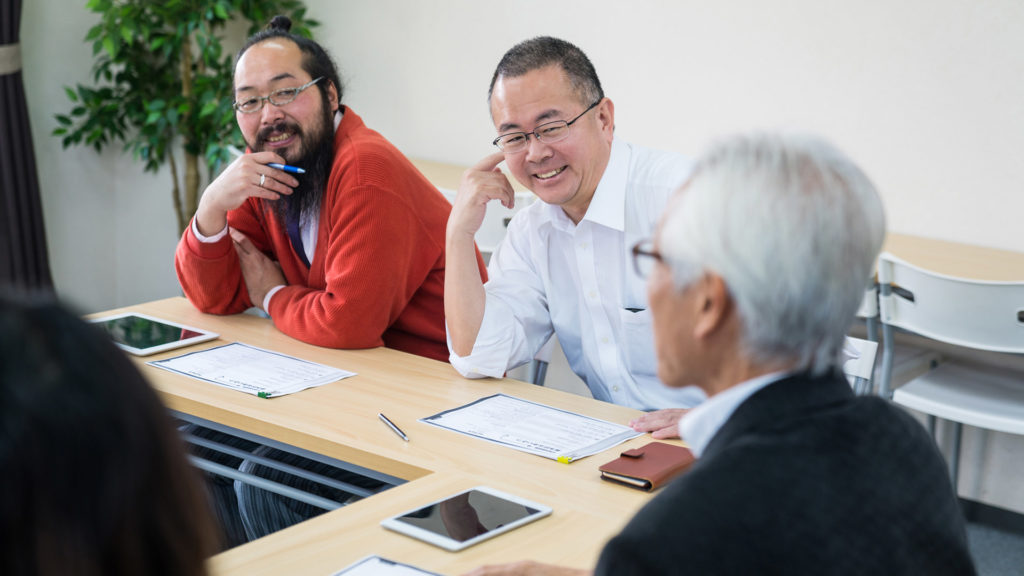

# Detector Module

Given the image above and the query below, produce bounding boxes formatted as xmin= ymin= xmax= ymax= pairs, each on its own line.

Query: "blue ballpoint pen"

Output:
xmin=267 ymin=163 xmax=306 ymax=174
xmin=227 ymin=145 xmax=306 ymax=174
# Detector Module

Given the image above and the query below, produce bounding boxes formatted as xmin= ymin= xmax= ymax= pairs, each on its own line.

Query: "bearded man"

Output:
xmin=176 ymin=16 xmax=485 ymax=361
xmin=174 ymin=17 xmax=487 ymax=545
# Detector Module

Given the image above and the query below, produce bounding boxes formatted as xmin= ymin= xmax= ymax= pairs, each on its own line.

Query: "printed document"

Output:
xmin=149 ymin=342 xmax=354 ymax=398
xmin=421 ymin=394 xmax=641 ymax=462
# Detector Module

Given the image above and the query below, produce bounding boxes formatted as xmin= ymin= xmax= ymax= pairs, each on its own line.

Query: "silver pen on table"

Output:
xmin=378 ymin=412 xmax=409 ymax=442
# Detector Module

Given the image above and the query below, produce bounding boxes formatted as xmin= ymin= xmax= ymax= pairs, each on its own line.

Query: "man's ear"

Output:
xmin=327 ymin=81 xmax=340 ymax=113
xmin=693 ymin=273 xmax=732 ymax=341
xmin=596 ymin=97 xmax=615 ymax=138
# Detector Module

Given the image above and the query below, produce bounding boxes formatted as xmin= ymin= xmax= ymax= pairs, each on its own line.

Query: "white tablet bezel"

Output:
xmin=380 ymin=486 xmax=552 ymax=552
xmin=90 ymin=312 xmax=219 ymax=356
xmin=333 ymin=555 xmax=443 ymax=575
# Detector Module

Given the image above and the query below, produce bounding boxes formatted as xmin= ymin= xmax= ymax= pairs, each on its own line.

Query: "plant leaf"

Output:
xmin=199 ymin=100 xmax=218 ymax=118
xmin=102 ymin=36 xmax=117 ymax=59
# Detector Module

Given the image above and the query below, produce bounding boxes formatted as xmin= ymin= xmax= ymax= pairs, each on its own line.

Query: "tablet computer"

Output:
xmin=333 ymin=555 xmax=442 ymax=575
xmin=90 ymin=312 xmax=219 ymax=356
xmin=381 ymin=486 xmax=552 ymax=552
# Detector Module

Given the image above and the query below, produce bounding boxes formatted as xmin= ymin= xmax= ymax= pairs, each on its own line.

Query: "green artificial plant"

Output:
xmin=53 ymin=0 xmax=319 ymax=233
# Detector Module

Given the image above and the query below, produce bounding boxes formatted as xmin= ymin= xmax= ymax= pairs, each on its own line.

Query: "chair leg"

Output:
xmin=879 ymin=323 xmax=895 ymax=399
xmin=853 ymin=377 xmax=873 ymax=396
xmin=927 ymin=415 xmax=936 ymax=437
xmin=865 ymin=317 xmax=879 ymax=344
xmin=529 ymin=360 xmax=548 ymax=387
xmin=949 ymin=422 xmax=962 ymax=494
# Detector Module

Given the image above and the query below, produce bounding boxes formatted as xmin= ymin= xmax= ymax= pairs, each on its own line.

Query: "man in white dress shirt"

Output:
xmin=445 ymin=36 xmax=703 ymax=436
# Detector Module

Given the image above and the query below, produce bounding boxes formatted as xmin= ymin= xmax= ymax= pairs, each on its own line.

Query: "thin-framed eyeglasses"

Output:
xmin=233 ymin=76 xmax=324 ymax=114
xmin=492 ymin=99 xmax=603 ymax=153
xmin=631 ymin=239 xmax=664 ymax=278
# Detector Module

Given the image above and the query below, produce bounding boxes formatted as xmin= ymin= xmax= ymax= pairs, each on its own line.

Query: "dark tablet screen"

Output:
xmin=391 ymin=489 xmax=542 ymax=543
xmin=92 ymin=313 xmax=216 ymax=355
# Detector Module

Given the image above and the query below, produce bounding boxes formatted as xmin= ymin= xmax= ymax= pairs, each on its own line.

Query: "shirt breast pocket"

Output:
xmin=619 ymin=308 xmax=658 ymax=378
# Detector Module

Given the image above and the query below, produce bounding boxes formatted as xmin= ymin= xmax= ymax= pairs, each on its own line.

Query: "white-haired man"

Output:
xmin=464 ymin=133 xmax=974 ymax=575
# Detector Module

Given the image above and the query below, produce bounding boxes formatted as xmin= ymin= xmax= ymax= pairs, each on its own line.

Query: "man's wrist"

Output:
xmin=194 ymin=203 xmax=230 ymax=238
xmin=446 ymin=225 xmax=478 ymax=249
xmin=193 ymin=217 xmax=229 ymax=243
xmin=261 ymin=285 xmax=286 ymax=313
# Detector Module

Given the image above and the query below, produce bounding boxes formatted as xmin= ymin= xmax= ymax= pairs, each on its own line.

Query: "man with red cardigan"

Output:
xmin=176 ymin=17 xmax=483 ymax=363
xmin=174 ymin=17 xmax=486 ymax=544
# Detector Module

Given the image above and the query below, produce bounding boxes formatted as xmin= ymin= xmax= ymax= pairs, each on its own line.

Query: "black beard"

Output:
xmin=256 ymin=108 xmax=335 ymax=227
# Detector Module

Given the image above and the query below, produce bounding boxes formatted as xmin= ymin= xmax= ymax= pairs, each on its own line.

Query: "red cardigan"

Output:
xmin=175 ymin=108 xmax=485 ymax=362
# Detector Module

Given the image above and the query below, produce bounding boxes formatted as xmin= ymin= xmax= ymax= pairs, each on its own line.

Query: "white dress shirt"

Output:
xmin=449 ymin=139 xmax=705 ymax=411
xmin=679 ymin=371 xmax=793 ymax=458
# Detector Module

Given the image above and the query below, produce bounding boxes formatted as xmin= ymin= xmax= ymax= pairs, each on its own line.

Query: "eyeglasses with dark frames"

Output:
xmin=631 ymin=239 xmax=664 ymax=278
xmin=233 ymin=76 xmax=324 ymax=114
xmin=492 ymin=99 xmax=603 ymax=153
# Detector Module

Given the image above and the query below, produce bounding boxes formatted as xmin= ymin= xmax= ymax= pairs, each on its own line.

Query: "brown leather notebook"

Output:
xmin=598 ymin=441 xmax=695 ymax=491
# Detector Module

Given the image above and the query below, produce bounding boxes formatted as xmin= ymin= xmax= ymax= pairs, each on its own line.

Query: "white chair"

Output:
xmin=866 ymin=280 xmax=944 ymax=398
xmin=857 ymin=284 xmax=880 ymax=344
xmin=877 ymin=252 xmax=1024 ymax=491
xmin=843 ymin=336 xmax=878 ymax=395
xmin=851 ymin=285 xmax=924 ymax=396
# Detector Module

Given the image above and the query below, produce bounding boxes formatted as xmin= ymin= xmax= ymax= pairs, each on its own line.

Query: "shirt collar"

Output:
xmin=543 ymin=138 xmax=627 ymax=232
xmin=584 ymin=138 xmax=628 ymax=231
xmin=679 ymin=370 xmax=793 ymax=458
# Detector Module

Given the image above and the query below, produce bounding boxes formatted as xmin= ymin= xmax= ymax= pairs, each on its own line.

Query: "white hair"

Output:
xmin=658 ymin=133 xmax=886 ymax=375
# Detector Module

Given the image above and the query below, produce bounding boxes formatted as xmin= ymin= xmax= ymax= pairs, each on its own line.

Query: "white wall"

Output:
xmin=315 ymin=0 xmax=1024 ymax=253
xmin=21 ymin=2 xmax=112 ymax=312
xmin=21 ymin=0 xmax=1024 ymax=511
xmin=21 ymin=0 xmax=182 ymax=313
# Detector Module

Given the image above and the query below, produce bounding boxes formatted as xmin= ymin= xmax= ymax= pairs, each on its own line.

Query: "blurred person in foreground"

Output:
xmin=0 ymin=293 xmax=218 ymax=576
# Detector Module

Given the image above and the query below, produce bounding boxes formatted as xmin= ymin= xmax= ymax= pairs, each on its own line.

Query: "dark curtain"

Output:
xmin=1 ymin=0 xmax=53 ymax=292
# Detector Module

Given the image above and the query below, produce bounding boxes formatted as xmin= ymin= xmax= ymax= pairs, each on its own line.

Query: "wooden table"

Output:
xmin=97 ymin=298 xmax=665 ymax=576
xmin=883 ymin=233 xmax=1024 ymax=282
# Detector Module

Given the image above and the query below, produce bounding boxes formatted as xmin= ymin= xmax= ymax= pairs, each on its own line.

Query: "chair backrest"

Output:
xmin=857 ymin=284 xmax=879 ymax=320
xmin=877 ymin=252 xmax=1024 ymax=354
xmin=843 ymin=336 xmax=878 ymax=394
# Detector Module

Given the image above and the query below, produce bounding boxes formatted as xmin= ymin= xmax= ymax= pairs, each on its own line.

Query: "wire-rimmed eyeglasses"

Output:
xmin=233 ymin=76 xmax=324 ymax=114
xmin=631 ymin=239 xmax=664 ymax=278
xmin=492 ymin=99 xmax=602 ymax=153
